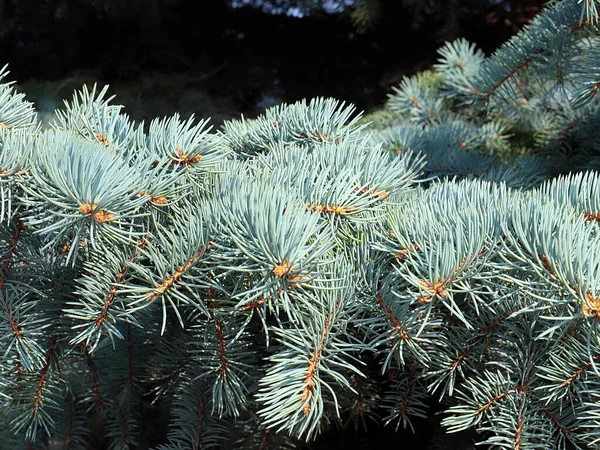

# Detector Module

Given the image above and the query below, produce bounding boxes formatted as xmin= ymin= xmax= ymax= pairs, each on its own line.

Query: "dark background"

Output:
xmin=0 ymin=0 xmax=547 ymax=125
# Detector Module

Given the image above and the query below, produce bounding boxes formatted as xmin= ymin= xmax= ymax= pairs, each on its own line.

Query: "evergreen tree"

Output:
xmin=2 ymin=0 xmax=600 ymax=448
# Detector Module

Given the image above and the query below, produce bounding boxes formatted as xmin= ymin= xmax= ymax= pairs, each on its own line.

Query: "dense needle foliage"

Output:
xmin=2 ymin=1 xmax=600 ymax=449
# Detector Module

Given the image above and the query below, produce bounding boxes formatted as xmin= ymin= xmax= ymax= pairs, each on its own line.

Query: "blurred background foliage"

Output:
xmin=0 ymin=0 xmax=547 ymax=128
